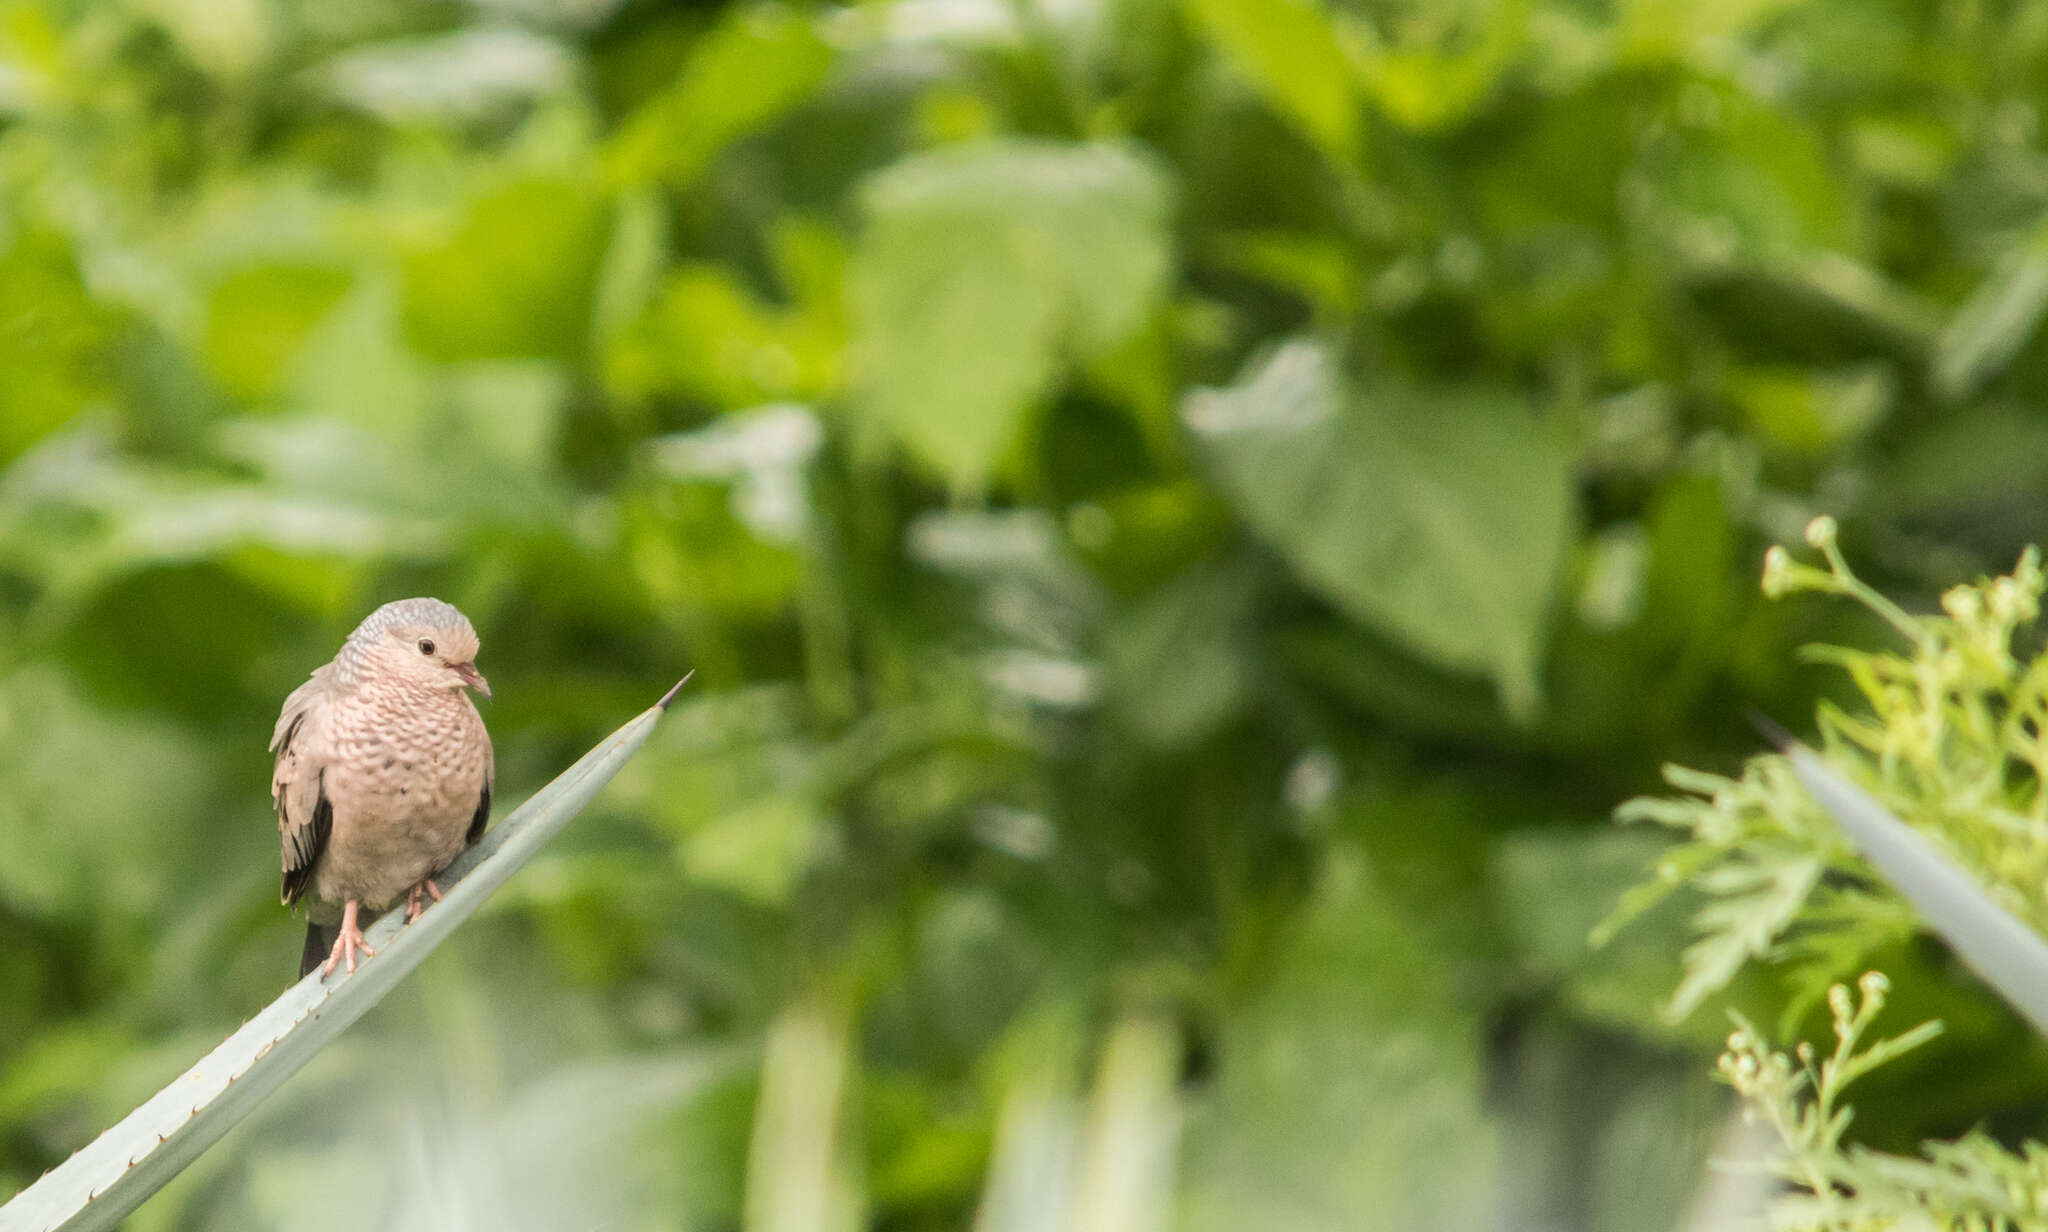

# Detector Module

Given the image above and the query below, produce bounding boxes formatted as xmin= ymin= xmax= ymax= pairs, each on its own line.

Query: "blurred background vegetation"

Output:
xmin=5 ymin=0 xmax=2048 ymax=1226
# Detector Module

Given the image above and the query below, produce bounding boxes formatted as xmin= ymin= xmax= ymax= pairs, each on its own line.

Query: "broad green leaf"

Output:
xmin=623 ymin=481 xmax=806 ymax=617
xmin=1847 ymin=114 xmax=1958 ymax=192
xmin=604 ymin=5 xmax=834 ymax=189
xmin=1182 ymin=845 xmax=1498 ymax=1230
xmin=0 ymin=667 xmax=210 ymax=919
xmin=401 ymin=177 xmax=611 ymax=362
xmin=0 ymin=428 xmax=437 ymax=631
xmin=1657 ymin=87 xmax=1849 ymax=255
xmin=651 ymin=403 xmax=824 ymax=544
xmin=1618 ymin=0 xmax=1809 ymax=63
xmin=0 ymin=6 xmax=61 ymax=116
xmin=1681 ymin=250 xmax=1941 ymax=362
xmin=1344 ymin=788 xmax=1516 ymax=1002
xmin=849 ymin=140 xmax=1172 ymax=490
xmin=1279 ymin=622 xmax=1519 ymax=742
xmin=610 ymin=264 xmax=843 ymax=408
xmin=1206 ymin=230 xmax=1362 ymax=319
xmin=0 ymin=681 xmax=688 ymax=1232
xmin=1487 ymin=1029 xmax=1723 ymax=1232
xmin=1356 ymin=0 xmax=1524 ymax=133
xmin=200 ymin=263 xmax=352 ymax=403
xmin=1182 ymin=0 xmax=1361 ymax=163
xmin=0 ymin=231 xmax=114 ymax=464
xmin=681 ymin=794 xmax=820 ymax=905
xmin=312 ymin=27 xmax=572 ymax=123
xmin=139 ymin=0 xmax=277 ymax=81
xmin=285 ymin=276 xmax=433 ymax=436
xmin=1884 ymin=404 xmax=2048 ymax=533
xmin=1184 ymin=340 xmax=1572 ymax=716
xmin=1103 ymin=565 xmax=1254 ymax=750
xmin=1932 ymin=221 xmax=2048 ymax=404
xmin=1724 ymin=363 xmax=1891 ymax=455
xmin=1494 ymin=828 xmax=1723 ymax=1044
xmin=590 ymin=189 xmax=668 ymax=348
xmin=606 ymin=218 xmax=844 ymax=406
xmin=445 ymin=360 xmax=569 ymax=468
xmin=1365 ymin=46 xmax=1511 ymax=133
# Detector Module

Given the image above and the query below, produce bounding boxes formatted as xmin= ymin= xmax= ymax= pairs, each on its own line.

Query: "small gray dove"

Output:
xmin=270 ymin=598 xmax=494 ymax=978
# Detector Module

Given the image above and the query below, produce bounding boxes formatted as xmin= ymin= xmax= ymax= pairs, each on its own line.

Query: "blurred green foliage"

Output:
xmin=4 ymin=0 xmax=2048 ymax=1226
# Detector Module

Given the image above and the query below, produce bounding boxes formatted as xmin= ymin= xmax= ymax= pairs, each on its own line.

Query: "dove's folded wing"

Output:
xmin=272 ymin=668 xmax=336 ymax=907
xmin=464 ymin=731 xmax=494 ymax=847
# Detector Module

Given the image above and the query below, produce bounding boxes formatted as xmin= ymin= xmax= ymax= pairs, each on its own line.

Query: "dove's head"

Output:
xmin=338 ymin=597 xmax=491 ymax=700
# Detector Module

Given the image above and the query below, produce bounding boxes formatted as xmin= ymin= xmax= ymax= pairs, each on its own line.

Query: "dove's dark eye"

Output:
xmin=418 ymin=638 xmax=436 ymax=656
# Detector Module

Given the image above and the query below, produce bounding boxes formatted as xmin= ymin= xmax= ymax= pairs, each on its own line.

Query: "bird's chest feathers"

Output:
xmin=313 ymin=687 xmax=487 ymax=909
xmin=325 ymin=688 xmax=487 ymax=819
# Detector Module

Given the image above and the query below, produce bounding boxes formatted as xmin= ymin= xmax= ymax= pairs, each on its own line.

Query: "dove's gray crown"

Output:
xmin=334 ymin=597 xmax=474 ymax=685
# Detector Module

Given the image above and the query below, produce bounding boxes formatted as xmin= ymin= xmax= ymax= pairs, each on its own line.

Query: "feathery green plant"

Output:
xmin=1608 ymin=520 xmax=2048 ymax=1024
xmin=1717 ymin=971 xmax=2048 ymax=1230
xmin=1714 ymin=974 xmax=1982 ymax=1228
xmin=1612 ymin=527 xmax=2048 ymax=1228
xmin=0 ymin=679 xmax=687 ymax=1232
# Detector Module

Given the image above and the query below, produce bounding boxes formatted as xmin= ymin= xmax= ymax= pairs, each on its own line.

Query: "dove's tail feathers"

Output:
xmin=300 ymin=923 xmax=335 ymax=978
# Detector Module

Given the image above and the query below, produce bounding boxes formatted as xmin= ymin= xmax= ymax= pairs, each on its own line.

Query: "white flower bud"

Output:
xmin=1762 ymin=545 xmax=1793 ymax=597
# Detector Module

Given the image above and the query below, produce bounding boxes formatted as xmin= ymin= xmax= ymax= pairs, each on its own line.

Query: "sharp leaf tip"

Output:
xmin=1747 ymin=708 xmax=1799 ymax=751
xmin=657 ymin=670 xmax=695 ymax=711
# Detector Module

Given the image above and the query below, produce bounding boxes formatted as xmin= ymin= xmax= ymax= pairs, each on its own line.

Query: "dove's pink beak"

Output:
xmin=454 ymin=661 xmax=492 ymax=700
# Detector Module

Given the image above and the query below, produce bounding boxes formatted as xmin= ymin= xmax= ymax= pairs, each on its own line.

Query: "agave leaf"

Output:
xmin=0 ymin=677 xmax=691 ymax=1232
xmin=1783 ymin=743 xmax=2048 ymax=1040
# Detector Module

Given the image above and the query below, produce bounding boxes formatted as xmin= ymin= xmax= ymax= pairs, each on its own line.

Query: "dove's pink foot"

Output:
xmin=321 ymin=900 xmax=377 ymax=976
xmin=403 ymin=879 xmax=443 ymax=924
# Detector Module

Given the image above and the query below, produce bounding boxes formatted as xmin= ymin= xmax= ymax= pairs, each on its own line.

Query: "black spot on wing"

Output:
xmin=466 ymin=780 xmax=491 ymax=847
xmin=281 ymin=771 xmax=332 ymax=906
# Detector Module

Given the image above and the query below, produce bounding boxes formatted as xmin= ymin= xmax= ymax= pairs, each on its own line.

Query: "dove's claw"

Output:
xmin=403 ymin=878 xmax=444 ymax=923
xmin=321 ymin=900 xmax=376 ymax=976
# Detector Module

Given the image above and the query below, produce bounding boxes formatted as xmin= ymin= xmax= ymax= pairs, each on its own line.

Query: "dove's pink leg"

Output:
xmin=321 ymin=900 xmax=377 ymax=976
xmin=404 ymin=878 xmax=443 ymax=924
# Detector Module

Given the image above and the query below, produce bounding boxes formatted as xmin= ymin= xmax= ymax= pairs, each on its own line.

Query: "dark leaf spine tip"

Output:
xmin=1746 ymin=708 xmax=1799 ymax=751
xmin=657 ymin=670 xmax=696 ymax=710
